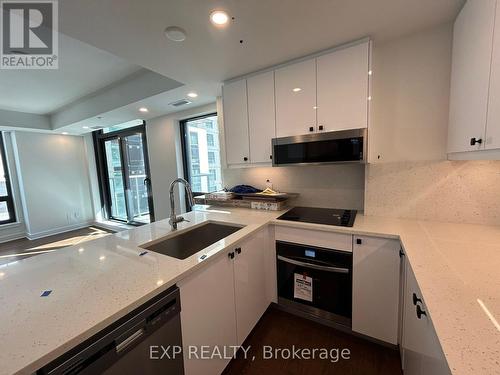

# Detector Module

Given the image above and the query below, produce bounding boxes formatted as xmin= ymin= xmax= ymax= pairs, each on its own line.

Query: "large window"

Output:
xmin=94 ymin=124 xmax=155 ymax=225
xmin=0 ymin=135 xmax=16 ymax=224
xmin=180 ymin=113 xmax=222 ymax=196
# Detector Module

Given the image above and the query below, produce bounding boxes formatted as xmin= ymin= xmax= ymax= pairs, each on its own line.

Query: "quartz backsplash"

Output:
xmin=364 ymin=160 xmax=500 ymax=226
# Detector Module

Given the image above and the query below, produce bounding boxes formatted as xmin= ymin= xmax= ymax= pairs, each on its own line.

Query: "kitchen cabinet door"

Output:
xmin=352 ymin=235 xmax=401 ymax=344
xmin=178 ymin=250 xmax=238 ymax=375
xmin=317 ymin=42 xmax=369 ymax=132
xmin=486 ymin=0 xmax=500 ymax=150
xmin=233 ymin=228 xmax=270 ymax=345
xmin=247 ymin=71 xmax=276 ymax=163
xmin=448 ymin=0 xmax=496 ymax=153
xmin=403 ymin=261 xmax=451 ymax=375
xmin=223 ymin=79 xmax=250 ymax=165
xmin=275 ymin=59 xmax=317 ymax=137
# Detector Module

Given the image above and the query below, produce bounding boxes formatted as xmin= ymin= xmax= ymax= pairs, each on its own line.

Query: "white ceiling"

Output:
xmin=0 ymin=0 xmax=464 ymax=131
xmin=59 ymin=0 xmax=465 ymax=95
xmin=0 ymin=34 xmax=140 ymax=114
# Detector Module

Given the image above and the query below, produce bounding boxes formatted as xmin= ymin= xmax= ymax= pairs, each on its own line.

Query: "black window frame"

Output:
xmin=179 ymin=112 xmax=220 ymax=200
xmin=0 ymin=134 xmax=16 ymax=225
xmin=93 ymin=123 xmax=155 ymax=226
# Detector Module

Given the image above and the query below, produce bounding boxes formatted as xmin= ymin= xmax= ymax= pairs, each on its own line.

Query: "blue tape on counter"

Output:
xmin=139 ymin=251 xmax=148 ymax=256
xmin=41 ymin=290 xmax=52 ymax=297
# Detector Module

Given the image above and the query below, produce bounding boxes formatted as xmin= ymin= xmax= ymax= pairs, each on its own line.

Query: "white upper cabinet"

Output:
xmin=352 ymin=235 xmax=401 ymax=344
xmin=486 ymin=0 xmax=500 ymax=150
xmin=223 ymin=79 xmax=250 ymax=165
xmin=275 ymin=59 xmax=317 ymax=137
xmin=222 ymin=39 xmax=371 ymax=166
xmin=247 ymin=71 xmax=276 ymax=163
xmin=448 ymin=0 xmax=497 ymax=153
xmin=317 ymin=42 xmax=370 ymax=132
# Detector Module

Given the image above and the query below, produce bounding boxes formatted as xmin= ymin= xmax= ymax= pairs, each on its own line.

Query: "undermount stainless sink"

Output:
xmin=141 ymin=222 xmax=244 ymax=260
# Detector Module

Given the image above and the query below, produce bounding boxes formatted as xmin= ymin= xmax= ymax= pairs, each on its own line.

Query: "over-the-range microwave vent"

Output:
xmin=89 ymin=126 xmax=104 ymax=130
xmin=169 ymin=99 xmax=191 ymax=107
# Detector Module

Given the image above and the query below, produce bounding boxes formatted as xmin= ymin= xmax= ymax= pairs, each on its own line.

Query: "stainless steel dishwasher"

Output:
xmin=38 ymin=286 xmax=184 ymax=375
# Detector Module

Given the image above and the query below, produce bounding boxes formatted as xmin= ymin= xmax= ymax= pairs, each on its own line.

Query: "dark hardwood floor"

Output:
xmin=0 ymin=226 xmax=115 ymax=265
xmin=223 ymin=307 xmax=402 ymax=375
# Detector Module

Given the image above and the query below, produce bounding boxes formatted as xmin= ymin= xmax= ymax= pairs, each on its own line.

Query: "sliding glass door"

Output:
xmin=95 ymin=124 xmax=154 ymax=225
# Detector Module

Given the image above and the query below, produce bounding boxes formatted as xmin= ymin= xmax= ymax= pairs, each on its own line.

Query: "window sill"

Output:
xmin=0 ymin=220 xmax=23 ymax=229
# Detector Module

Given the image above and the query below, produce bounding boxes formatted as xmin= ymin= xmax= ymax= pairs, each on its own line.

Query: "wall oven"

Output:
xmin=272 ymin=128 xmax=366 ymax=166
xmin=276 ymin=241 xmax=352 ymax=327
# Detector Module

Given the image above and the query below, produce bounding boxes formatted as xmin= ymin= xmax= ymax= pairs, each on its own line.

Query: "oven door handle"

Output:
xmin=277 ymin=255 xmax=350 ymax=274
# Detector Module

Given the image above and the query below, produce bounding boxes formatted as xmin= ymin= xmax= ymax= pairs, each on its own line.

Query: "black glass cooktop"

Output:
xmin=277 ymin=207 xmax=357 ymax=227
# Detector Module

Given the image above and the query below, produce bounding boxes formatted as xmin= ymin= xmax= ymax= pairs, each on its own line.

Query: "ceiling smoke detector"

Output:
xmin=164 ymin=26 xmax=187 ymax=42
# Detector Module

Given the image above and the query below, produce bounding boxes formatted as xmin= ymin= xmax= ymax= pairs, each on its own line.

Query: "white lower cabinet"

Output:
xmin=233 ymin=228 xmax=269 ymax=345
xmin=178 ymin=229 xmax=270 ymax=375
xmin=352 ymin=235 xmax=401 ymax=344
xmin=178 ymin=248 xmax=237 ymax=375
xmin=403 ymin=260 xmax=451 ymax=375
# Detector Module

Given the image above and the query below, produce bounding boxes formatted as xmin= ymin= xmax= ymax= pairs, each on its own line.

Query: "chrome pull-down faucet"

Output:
xmin=169 ymin=178 xmax=195 ymax=230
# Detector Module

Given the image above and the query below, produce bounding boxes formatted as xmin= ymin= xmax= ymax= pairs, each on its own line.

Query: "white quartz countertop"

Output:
xmin=1 ymin=207 xmax=499 ymax=375
xmin=271 ymin=215 xmax=500 ymax=375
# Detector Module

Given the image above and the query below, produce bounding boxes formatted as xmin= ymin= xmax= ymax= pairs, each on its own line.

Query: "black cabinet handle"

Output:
xmin=269 ymin=155 xmax=273 ymax=160
xmin=228 ymin=252 xmax=234 ymax=259
xmin=356 ymin=238 xmax=362 ymax=245
xmin=318 ymin=125 xmax=324 ymax=131
xmin=470 ymin=137 xmax=483 ymax=146
xmin=235 ymin=247 xmax=241 ymax=255
xmin=412 ymin=293 xmax=422 ymax=306
xmin=416 ymin=304 xmax=427 ymax=319
xmin=243 ymin=157 xmax=248 ymax=161
xmin=309 ymin=126 xmax=314 ymax=132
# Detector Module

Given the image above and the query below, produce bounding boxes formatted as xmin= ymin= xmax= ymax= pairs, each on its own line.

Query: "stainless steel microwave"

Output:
xmin=271 ymin=128 xmax=366 ymax=166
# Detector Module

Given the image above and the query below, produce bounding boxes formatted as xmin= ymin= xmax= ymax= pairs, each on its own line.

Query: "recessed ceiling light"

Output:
xmin=164 ymin=26 xmax=187 ymax=42
xmin=210 ymin=10 xmax=229 ymax=26
xmin=82 ymin=126 xmax=89 ymax=129
xmin=139 ymin=107 xmax=149 ymax=113
xmin=292 ymin=87 xmax=302 ymax=92
xmin=187 ymin=92 xmax=198 ymax=98
xmin=61 ymin=132 xmax=68 ymax=135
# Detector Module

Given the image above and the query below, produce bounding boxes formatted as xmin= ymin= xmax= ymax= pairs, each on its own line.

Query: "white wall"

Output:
xmin=12 ymin=131 xmax=94 ymax=238
xmin=146 ymin=103 xmax=217 ymax=220
xmin=83 ymin=133 xmax=104 ymax=222
xmin=369 ymin=23 xmax=453 ymax=162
